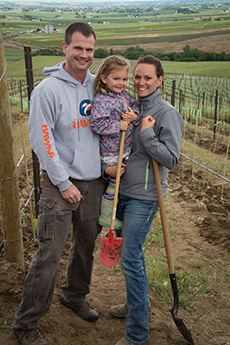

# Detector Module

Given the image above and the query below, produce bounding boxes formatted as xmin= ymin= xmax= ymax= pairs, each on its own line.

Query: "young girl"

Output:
xmin=90 ymin=55 xmax=140 ymax=230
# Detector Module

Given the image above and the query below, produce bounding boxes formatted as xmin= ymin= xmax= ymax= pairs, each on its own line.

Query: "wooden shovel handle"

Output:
xmin=152 ymin=158 xmax=175 ymax=274
xmin=110 ymin=131 xmax=126 ymax=232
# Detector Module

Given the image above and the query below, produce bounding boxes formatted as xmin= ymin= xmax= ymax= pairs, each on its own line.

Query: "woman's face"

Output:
xmin=134 ymin=63 xmax=163 ymax=98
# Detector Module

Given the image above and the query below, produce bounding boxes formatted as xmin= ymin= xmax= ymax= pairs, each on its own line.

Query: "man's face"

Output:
xmin=62 ymin=31 xmax=95 ymax=80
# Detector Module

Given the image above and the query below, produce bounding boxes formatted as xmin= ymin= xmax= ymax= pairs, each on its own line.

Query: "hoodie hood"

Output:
xmin=43 ymin=61 xmax=93 ymax=87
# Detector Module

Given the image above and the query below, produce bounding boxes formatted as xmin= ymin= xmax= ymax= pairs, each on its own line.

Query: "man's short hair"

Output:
xmin=65 ymin=22 xmax=96 ymax=45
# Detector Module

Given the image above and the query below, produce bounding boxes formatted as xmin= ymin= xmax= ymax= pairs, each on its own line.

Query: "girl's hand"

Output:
xmin=122 ymin=106 xmax=138 ymax=122
xmin=105 ymin=163 xmax=126 ymax=178
xmin=140 ymin=116 xmax=156 ymax=132
xmin=120 ymin=120 xmax=129 ymax=131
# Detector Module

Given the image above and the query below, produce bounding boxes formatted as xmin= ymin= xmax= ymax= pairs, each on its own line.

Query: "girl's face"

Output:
xmin=101 ymin=67 xmax=128 ymax=94
xmin=134 ymin=63 xmax=163 ymax=98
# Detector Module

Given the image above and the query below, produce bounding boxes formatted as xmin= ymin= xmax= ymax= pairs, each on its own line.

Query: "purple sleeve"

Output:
xmin=90 ymin=95 xmax=120 ymax=135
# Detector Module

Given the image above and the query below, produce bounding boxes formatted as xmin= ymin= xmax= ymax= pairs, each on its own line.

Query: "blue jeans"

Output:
xmin=118 ymin=196 xmax=159 ymax=345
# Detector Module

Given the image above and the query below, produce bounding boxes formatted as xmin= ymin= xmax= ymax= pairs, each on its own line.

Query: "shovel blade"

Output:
xmin=100 ymin=236 xmax=122 ymax=267
xmin=170 ymin=308 xmax=194 ymax=345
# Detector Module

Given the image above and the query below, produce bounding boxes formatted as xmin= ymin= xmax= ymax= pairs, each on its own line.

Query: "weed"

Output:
xmin=191 ymin=258 xmax=203 ymax=269
xmin=33 ymin=218 xmax=38 ymax=233
xmin=147 ymin=253 xmax=216 ymax=312
xmin=0 ymin=320 xmax=12 ymax=332
xmin=217 ymin=186 xmax=222 ymax=193
xmin=144 ymin=217 xmax=165 ymax=248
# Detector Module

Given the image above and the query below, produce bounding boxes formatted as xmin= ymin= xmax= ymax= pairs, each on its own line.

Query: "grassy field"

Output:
xmin=1 ymin=1 xmax=230 ymax=53
xmin=162 ymin=61 xmax=230 ymax=77
xmin=4 ymin=21 xmax=230 ymax=48
xmin=5 ymin=49 xmax=24 ymax=61
xmin=2 ymin=5 xmax=230 ymax=34
xmin=6 ymin=56 xmax=230 ymax=78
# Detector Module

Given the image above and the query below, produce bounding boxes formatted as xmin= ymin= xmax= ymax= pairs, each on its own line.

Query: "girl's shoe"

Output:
xmin=98 ymin=196 xmax=123 ymax=230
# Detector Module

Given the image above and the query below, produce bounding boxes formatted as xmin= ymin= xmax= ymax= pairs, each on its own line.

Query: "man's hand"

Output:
xmin=61 ymin=184 xmax=83 ymax=204
xmin=140 ymin=116 xmax=156 ymax=132
xmin=105 ymin=163 xmax=126 ymax=178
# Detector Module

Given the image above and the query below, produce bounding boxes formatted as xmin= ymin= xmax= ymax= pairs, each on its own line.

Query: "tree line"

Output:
xmin=32 ymin=45 xmax=230 ymax=62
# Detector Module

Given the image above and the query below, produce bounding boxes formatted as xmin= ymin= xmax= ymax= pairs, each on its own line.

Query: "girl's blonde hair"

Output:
xmin=94 ymin=55 xmax=130 ymax=95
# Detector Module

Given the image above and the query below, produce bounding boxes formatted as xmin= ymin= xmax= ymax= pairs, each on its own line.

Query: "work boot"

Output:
xmin=60 ymin=296 xmax=99 ymax=322
xmin=109 ymin=304 xmax=128 ymax=319
xmin=115 ymin=337 xmax=149 ymax=345
xmin=14 ymin=328 xmax=47 ymax=345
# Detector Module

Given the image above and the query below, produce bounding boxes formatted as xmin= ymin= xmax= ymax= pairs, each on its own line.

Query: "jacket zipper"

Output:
xmin=145 ymin=161 xmax=150 ymax=190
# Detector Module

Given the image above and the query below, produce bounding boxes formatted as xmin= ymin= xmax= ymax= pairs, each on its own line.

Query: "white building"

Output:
xmin=45 ymin=24 xmax=53 ymax=34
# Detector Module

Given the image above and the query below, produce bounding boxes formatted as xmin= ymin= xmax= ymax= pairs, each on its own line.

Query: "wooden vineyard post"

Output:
xmin=0 ymin=29 xmax=25 ymax=269
xmin=24 ymin=46 xmax=40 ymax=217
xmin=171 ymin=80 xmax=176 ymax=107
xmin=222 ymin=133 xmax=230 ymax=198
xmin=213 ymin=90 xmax=218 ymax=140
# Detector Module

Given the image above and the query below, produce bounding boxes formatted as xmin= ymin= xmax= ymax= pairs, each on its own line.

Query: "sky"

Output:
xmin=0 ymin=0 xmax=219 ymax=4
xmin=0 ymin=0 xmax=180 ymax=2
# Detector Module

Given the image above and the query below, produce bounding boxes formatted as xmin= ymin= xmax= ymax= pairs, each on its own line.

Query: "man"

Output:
xmin=13 ymin=22 xmax=105 ymax=345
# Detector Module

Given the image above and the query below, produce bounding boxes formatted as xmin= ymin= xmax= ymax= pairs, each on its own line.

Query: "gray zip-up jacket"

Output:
xmin=28 ymin=61 xmax=101 ymax=192
xmin=119 ymin=88 xmax=184 ymax=201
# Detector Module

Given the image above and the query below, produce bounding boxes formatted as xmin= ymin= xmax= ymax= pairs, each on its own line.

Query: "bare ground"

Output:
xmin=0 ymin=115 xmax=230 ymax=345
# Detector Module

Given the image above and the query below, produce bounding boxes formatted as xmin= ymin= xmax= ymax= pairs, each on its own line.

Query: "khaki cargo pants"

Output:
xmin=13 ymin=173 xmax=106 ymax=330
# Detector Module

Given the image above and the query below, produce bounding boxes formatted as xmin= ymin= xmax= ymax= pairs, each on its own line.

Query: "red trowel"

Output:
xmin=100 ymin=131 xmax=125 ymax=267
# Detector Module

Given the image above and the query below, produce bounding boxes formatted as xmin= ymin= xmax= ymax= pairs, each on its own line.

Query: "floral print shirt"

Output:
xmin=90 ymin=90 xmax=140 ymax=162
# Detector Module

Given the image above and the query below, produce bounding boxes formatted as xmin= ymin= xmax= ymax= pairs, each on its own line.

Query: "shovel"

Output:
xmin=100 ymin=131 xmax=125 ymax=267
xmin=152 ymin=158 xmax=194 ymax=345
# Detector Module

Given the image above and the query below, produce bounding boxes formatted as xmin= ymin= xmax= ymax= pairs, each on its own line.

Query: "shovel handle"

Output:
xmin=110 ymin=131 xmax=126 ymax=235
xmin=152 ymin=158 xmax=175 ymax=275
xmin=152 ymin=159 xmax=195 ymax=345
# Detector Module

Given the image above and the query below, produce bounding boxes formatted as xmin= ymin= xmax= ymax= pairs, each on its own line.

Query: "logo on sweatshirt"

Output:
xmin=80 ymin=99 xmax=92 ymax=116
xmin=42 ymin=124 xmax=55 ymax=158
xmin=73 ymin=119 xmax=90 ymax=129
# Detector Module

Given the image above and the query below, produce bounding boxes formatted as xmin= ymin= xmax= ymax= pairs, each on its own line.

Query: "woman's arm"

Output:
xmin=139 ymin=111 xmax=184 ymax=170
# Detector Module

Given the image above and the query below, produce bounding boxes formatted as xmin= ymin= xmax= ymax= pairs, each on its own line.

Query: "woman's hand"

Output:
xmin=105 ymin=163 xmax=126 ymax=178
xmin=140 ymin=116 xmax=156 ymax=132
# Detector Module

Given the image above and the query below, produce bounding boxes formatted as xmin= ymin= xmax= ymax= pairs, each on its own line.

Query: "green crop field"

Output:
xmin=2 ymin=0 xmax=230 ymax=123
xmin=6 ymin=56 xmax=230 ymax=79
xmin=5 ymin=49 xmax=24 ymax=61
xmin=1 ymin=0 xmax=230 ymax=54
xmin=162 ymin=61 xmax=230 ymax=78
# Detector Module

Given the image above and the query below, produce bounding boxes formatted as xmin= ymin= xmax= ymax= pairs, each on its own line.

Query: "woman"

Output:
xmin=105 ymin=55 xmax=184 ymax=345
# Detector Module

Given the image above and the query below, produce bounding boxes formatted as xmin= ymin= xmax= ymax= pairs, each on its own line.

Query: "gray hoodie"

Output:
xmin=119 ymin=88 xmax=184 ymax=201
xmin=28 ymin=61 xmax=101 ymax=192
